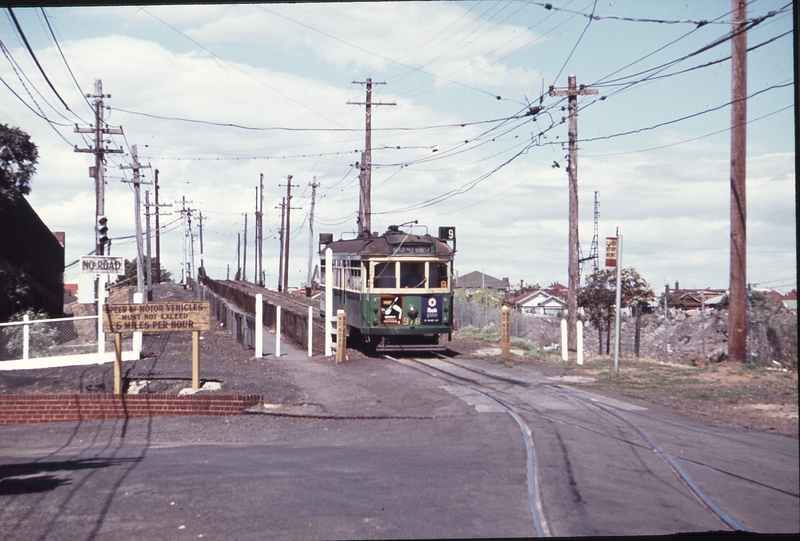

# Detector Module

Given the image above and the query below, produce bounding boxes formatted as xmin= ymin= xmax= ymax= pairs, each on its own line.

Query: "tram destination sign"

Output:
xmin=80 ymin=255 xmax=124 ymax=275
xmin=103 ymin=302 xmax=211 ymax=333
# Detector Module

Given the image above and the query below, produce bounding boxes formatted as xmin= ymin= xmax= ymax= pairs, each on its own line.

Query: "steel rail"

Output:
xmin=409 ymin=353 xmax=748 ymax=533
xmin=385 ymin=354 xmax=551 ymax=537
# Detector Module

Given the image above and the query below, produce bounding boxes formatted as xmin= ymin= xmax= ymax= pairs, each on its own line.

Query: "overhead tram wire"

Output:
xmin=6 ymin=7 xmax=72 ymax=114
xmin=109 ymin=106 xmax=533 ymax=134
xmin=578 ymin=4 xmax=790 ymax=107
xmin=140 ymin=7 xmax=345 ymax=130
xmin=257 ymin=4 xmax=512 ymax=103
xmin=551 ymin=0 xmax=598 ymax=86
xmin=581 ymin=103 xmax=793 ymax=157
xmin=573 ymin=81 xmax=793 ymax=145
xmin=385 ymin=1 xmax=523 ymax=89
xmin=592 ymin=29 xmax=792 ymax=89
xmin=38 ymin=8 xmax=94 ymax=121
xmin=531 ymin=0 xmax=791 ymax=26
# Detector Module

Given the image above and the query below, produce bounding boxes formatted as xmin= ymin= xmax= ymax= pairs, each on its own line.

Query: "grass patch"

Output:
xmin=457 ymin=326 xmax=501 ymax=343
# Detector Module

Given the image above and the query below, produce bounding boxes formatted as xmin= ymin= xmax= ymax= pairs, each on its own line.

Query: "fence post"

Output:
xmin=275 ymin=305 xmax=282 ymax=358
xmin=22 ymin=314 xmax=30 ymax=361
xmin=308 ymin=305 xmax=313 ymax=357
xmin=255 ymin=293 xmax=263 ymax=357
xmin=501 ymin=306 xmax=510 ymax=361
xmin=561 ymin=318 xmax=568 ymax=362
xmin=336 ymin=309 xmax=346 ymax=363
xmin=325 ymin=248 xmax=333 ymax=356
xmin=133 ymin=291 xmax=143 ymax=357
xmin=577 ymin=320 xmax=584 ymax=365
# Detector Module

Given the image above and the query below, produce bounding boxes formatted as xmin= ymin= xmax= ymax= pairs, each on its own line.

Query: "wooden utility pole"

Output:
xmin=176 ymin=196 xmax=192 ymax=285
xmin=73 ymin=79 xmax=123 ymax=255
xmin=145 ymin=190 xmax=153 ymax=300
xmin=120 ymin=145 xmax=151 ymax=296
xmin=154 ymin=169 xmax=161 ymax=283
xmin=198 ymin=212 xmax=206 ymax=271
xmin=242 ymin=212 xmax=248 ymax=282
xmin=729 ymin=0 xmax=748 ymax=363
xmin=307 ymin=177 xmax=319 ymax=295
xmin=280 ymin=175 xmax=300 ymax=292
xmin=277 ymin=197 xmax=285 ymax=291
xmin=348 ymin=78 xmax=395 ymax=236
xmin=256 ymin=174 xmax=264 ymax=286
xmin=550 ymin=75 xmax=597 ymax=352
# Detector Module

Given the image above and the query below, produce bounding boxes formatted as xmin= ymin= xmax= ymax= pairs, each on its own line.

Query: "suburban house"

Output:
xmin=456 ymin=271 xmax=510 ymax=292
xmin=514 ymin=289 xmax=567 ymax=315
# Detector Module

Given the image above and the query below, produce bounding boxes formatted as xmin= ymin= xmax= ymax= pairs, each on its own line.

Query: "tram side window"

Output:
xmin=401 ymin=262 xmax=425 ymax=288
xmin=374 ymin=262 xmax=396 ymax=289
xmin=346 ymin=261 xmax=362 ymax=291
xmin=432 ymin=263 xmax=449 ymax=289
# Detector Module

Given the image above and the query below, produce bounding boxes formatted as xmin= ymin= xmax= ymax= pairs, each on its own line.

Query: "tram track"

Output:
xmin=385 ymin=352 xmax=799 ymax=536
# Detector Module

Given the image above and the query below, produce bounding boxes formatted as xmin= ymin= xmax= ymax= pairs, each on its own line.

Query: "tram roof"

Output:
xmin=321 ymin=229 xmax=453 ymax=257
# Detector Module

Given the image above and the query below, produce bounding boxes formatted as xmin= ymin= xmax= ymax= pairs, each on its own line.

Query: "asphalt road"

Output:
xmin=1 ymin=328 xmax=798 ymax=540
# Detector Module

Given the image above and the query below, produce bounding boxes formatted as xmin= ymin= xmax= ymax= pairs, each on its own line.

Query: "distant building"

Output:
xmin=543 ymin=282 xmax=568 ymax=302
xmin=456 ymin=271 xmax=510 ymax=292
xmin=664 ymin=282 xmax=727 ymax=310
xmin=514 ymin=290 xmax=567 ymax=315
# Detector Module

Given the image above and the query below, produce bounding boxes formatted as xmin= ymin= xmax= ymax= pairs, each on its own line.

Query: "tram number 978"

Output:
xmin=403 ymin=317 xmax=421 ymax=326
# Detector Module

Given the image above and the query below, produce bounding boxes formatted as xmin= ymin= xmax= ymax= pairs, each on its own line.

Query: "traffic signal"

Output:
xmin=97 ymin=215 xmax=109 ymax=248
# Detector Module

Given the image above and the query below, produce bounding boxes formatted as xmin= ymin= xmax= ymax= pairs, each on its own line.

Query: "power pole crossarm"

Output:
xmin=348 ymin=78 xmax=396 ymax=237
xmin=549 ymin=75 xmax=598 ymax=352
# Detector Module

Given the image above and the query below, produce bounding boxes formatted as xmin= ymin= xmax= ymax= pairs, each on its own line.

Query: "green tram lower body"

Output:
xmin=324 ymin=289 xmax=454 ymax=351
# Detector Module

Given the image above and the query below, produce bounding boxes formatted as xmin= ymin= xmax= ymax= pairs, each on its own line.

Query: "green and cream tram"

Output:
xmin=320 ymin=224 xmax=456 ymax=351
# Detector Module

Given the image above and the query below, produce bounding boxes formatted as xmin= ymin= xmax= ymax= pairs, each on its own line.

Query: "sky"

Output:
xmin=0 ymin=1 xmax=795 ymax=295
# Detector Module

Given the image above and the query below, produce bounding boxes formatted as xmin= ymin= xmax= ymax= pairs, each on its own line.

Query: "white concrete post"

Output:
xmin=22 ymin=314 xmax=30 ymax=361
xmin=133 ymin=291 xmax=143 ymax=357
xmin=255 ymin=293 xmax=263 ymax=357
xmin=97 ymin=275 xmax=106 ymax=362
xmin=614 ymin=234 xmax=623 ymax=374
xmin=324 ymin=248 xmax=333 ymax=356
xmin=275 ymin=305 xmax=282 ymax=358
xmin=577 ymin=320 xmax=584 ymax=365
xmin=560 ymin=318 xmax=568 ymax=362
xmin=307 ymin=305 xmax=313 ymax=357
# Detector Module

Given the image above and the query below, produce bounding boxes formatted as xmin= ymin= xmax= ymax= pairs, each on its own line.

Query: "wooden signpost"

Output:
xmin=104 ymin=301 xmax=211 ymax=394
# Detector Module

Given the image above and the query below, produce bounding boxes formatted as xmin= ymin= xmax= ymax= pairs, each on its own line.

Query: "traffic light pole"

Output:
xmin=73 ymin=79 xmax=123 ymax=255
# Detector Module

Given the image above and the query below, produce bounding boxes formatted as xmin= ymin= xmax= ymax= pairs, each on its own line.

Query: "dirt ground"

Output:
xmin=2 ymin=284 xmax=797 ymax=439
xmin=435 ymin=334 xmax=799 ymax=439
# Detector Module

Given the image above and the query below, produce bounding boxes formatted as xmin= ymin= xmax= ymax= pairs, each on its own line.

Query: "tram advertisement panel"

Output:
xmin=380 ymin=296 xmax=403 ymax=326
xmin=422 ymin=296 xmax=442 ymax=325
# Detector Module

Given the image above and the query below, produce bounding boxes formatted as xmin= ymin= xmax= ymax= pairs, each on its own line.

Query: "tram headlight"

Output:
xmin=408 ymin=305 xmax=418 ymax=319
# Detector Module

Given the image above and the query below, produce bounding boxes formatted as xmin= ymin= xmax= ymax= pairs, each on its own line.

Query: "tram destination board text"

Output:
xmin=103 ymin=302 xmax=211 ymax=333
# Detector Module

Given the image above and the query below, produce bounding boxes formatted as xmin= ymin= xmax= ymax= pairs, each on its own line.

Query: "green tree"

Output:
xmin=579 ymin=268 xmax=616 ymax=354
xmin=0 ymin=124 xmax=38 ymax=204
xmin=579 ymin=267 xmax=654 ymax=356
xmin=0 ymin=308 xmax=56 ymax=359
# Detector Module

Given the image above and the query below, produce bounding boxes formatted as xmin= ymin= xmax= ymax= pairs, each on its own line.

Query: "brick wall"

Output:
xmin=0 ymin=393 xmax=262 ymax=425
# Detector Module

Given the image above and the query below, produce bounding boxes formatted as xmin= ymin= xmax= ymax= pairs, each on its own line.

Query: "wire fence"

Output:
xmin=453 ymin=299 xmax=797 ymax=367
xmin=0 ymin=314 xmax=132 ymax=363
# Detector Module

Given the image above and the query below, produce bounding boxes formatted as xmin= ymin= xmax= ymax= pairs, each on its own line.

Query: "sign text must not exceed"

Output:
xmin=103 ymin=302 xmax=211 ymax=333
